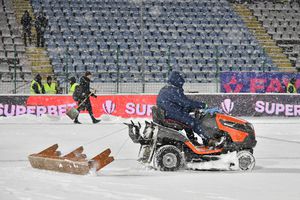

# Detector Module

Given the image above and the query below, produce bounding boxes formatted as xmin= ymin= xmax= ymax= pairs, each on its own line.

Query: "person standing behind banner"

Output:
xmin=21 ymin=10 xmax=32 ymax=47
xmin=286 ymin=77 xmax=297 ymax=93
xmin=43 ymin=76 xmax=57 ymax=94
xmin=35 ymin=11 xmax=48 ymax=47
xmin=68 ymin=76 xmax=79 ymax=94
xmin=30 ymin=74 xmax=45 ymax=94
xmin=73 ymin=71 xmax=100 ymax=124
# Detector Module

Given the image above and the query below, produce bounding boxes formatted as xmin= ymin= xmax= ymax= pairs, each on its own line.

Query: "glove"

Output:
xmin=204 ymin=107 xmax=222 ymax=115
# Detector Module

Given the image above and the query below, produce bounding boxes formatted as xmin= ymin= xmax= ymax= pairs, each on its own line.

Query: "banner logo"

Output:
xmin=102 ymin=100 xmax=116 ymax=114
xmin=221 ymin=99 xmax=234 ymax=114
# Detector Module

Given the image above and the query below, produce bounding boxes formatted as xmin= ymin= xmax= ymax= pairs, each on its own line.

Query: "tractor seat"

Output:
xmin=152 ymin=106 xmax=191 ymax=131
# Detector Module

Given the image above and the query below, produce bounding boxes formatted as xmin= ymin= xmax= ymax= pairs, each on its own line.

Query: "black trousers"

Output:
xmin=76 ymin=97 xmax=96 ymax=121
xmin=23 ymin=29 xmax=31 ymax=46
xmin=36 ymin=31 xmax=45 ymax=47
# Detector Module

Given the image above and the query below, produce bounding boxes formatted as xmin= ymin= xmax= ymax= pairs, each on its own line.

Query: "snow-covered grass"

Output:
xmin=0 ymin=115 xmax=300 ymax=200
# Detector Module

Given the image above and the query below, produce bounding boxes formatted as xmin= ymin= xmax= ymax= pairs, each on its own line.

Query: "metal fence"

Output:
xmin=0 ymin=81 xmax=31 ymax=94
xmin=0 ymin=79 xmax=219 ymax=94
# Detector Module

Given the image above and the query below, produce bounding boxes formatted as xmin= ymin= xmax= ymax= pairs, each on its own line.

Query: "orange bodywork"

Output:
xmin=185 ymin=141 xmax=223 ymax=155
xmin=184 ymin=114 xmax=252 ymax=155
xmin=215 ymin=113 xmax=249 ymax=143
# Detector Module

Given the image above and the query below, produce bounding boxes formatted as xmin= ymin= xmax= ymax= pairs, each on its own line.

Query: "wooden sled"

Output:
xmin=28 ymin=144 xmax=114 ymax=175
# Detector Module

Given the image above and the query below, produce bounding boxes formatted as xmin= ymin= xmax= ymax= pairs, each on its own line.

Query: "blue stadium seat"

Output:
xmin=29 ymin=0 xmax=278 ymax=83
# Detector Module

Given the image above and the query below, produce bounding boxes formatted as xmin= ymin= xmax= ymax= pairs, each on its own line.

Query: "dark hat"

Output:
xmin=69 ymin=76 xmax=76 ymax=83
xmin=85 ymin=71 xmax=92 ymax=76
xmin=47 ymin=76 xmax=52 ymax=81
xmin=291 ymin=77 xmax=296 ymax=83
xmin=35 ymin=74 xmax=42 ymax=81
xmin=167 ymin=71 xmax=185 ymax=88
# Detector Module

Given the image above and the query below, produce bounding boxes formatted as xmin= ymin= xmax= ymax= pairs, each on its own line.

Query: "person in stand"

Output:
xmin=286 ymin=77 xmax=297 ymax=93
xmin=68 ymin=76 xmax=79 ymax=94
xmin=43 ymin=76 xmax=57 ymax=94
xmin=156 ymin=71 xmax=222 ymax=147
xmin=21 ymin=10 xmax=32 ymax=47
xmin=35 ymin=11 xmax=48 ymax=47
xmin=73 ymin=71 xmax=100 ymax=124
xmin=30 ymin=74 xmax=45 ymax=94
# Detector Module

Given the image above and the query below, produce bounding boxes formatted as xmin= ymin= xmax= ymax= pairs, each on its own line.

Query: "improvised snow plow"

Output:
xmin=28 ymin=144 xmax=114 ymax=175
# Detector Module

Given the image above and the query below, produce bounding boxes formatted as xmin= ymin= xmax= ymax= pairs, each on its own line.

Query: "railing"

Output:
xmin=0 ymin=80 xmax=219 ymax=94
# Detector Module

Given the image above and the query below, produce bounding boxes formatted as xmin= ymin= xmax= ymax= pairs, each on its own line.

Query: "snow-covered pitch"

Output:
xmin=0 ymin=115 xmax=300 ymax=200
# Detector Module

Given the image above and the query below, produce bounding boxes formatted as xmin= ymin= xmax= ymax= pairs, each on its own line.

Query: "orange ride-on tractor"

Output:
xmin=125 ymin=106 xmax=256 ymax=171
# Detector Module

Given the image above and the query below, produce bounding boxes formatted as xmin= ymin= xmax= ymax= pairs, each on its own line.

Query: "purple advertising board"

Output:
xmin=189 ymin=94 xmax=300 ymax=117
xmin=220 ymin=72 xmax=300 ymax=93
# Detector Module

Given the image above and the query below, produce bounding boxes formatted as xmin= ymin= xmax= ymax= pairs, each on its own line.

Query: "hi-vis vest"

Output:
xmin=287 ymin=83 xmax=297 ymax=93
xmin=30 ymin=80 xmax=42 ymax=94
xmin=69 ymin=83 xmax=79 ymax=94
xmin=44 ymin=82 xmax=56 ymax=94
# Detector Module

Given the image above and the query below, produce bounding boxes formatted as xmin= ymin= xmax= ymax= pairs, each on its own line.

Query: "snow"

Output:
xmin=187 ymin=151 xmax=239 ymax=171
xmin=1 ymin=115 xmax=300 ymax=200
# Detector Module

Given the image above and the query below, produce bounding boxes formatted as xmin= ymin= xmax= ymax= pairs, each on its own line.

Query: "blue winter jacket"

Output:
xmin=157 ymin=71 xmax=206 ymax=120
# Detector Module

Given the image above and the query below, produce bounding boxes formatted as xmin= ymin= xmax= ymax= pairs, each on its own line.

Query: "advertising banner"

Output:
xmin=0 ymin=95 xmax=157 ymax=118
xmin=220 ymin=72 xmax=300 ymax=93
xmin=0 ymin=94 xmax=299 ymax=118
xmin=189 ymin=94 xmax=300 ymax=117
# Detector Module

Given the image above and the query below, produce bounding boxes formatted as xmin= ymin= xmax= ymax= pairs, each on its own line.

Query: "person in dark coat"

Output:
xmin=74 ymin=71 xmax=100 ymax=124
xmin=35 ymin=12 xmax=48 ymax=47
xmin=157 ymin=71 xmax=219 ymax=146
xmin=21 ymin=10 xmax=32 ymax=46
xmin=30 ymin=74 xmax=45 ymax=94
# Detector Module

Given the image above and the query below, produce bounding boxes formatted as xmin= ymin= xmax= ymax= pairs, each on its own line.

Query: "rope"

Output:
xmin=83 ymin=126 xmax=127 ymax=146
xmin=83 ymin=126 xmax=131 ymax=158
xmin=257 ymin=136 xmax=300 ymax=145
xmin=0 ymin=159 xmax=27 ymax=162
xmin=115 ymin=136 xmax=130 ymax=158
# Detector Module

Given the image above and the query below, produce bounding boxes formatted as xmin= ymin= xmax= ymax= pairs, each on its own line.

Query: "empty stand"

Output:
xmin=0 ymin=0 xmax=30 ymax=82
xmin=249 ymin=1 xmax=300 ymax=70
xmin=30 ymin=0 xmax=278 ymax=83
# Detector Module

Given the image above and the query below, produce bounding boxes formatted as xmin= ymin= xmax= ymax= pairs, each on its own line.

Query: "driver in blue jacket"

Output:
xmin=157 ymin=71 xmax=220 ymax=147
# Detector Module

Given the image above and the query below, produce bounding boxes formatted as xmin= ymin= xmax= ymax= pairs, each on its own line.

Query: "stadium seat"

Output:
xmin=248 ymin=1 xmax=300 ymax=67
xmin=28 ymin=0 xmax=278 ymax=83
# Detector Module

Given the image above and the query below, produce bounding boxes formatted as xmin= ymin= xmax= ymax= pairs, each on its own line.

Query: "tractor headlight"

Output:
xmin=245 ymin=122 xmax=255 ymax=134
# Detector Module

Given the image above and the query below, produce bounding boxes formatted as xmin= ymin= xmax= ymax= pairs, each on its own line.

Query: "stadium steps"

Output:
xmin=12 ymin=0 xmax=53 ymax=77
xmin=12 ymin=0 xmax=37 ymax=44
xmin=26 ymin=47 xmax=53 ymax=75
xmin=233 ymin=4 xmax=295 ymax=72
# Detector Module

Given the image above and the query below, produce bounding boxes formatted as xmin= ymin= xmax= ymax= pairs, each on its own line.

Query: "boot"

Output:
xmin=92 ymin=118 xmax=101 ymax=124
xmin=190 ymin=139 xmax=202 ymax=147
xmin=188 ymin=135 xmax=203 ymax=147
xmin=74 ymin=116 xmax=81 ymax=124
xmin=89 ymin=111 xmax=101 ymax=124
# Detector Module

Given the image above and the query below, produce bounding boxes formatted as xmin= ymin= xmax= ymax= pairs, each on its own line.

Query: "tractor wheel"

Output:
xmin=237 ymin=150 xmax=255 ymax=171
xmin=154 ymin=145 xmax=184 ymax=171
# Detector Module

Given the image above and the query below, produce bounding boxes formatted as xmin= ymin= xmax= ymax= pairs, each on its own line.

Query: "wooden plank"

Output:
xmin=90 ymin=149 xmax=114 ymax=171
xmin=62 ymin=146 xmax=87 ymax=161
xmin=28 ymin=145 xmax=114 ymax=175
xmin=36 ymin=144 xmax=59 ymax=156
xmin=28 ymin=155 xmax=90 ymax=175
